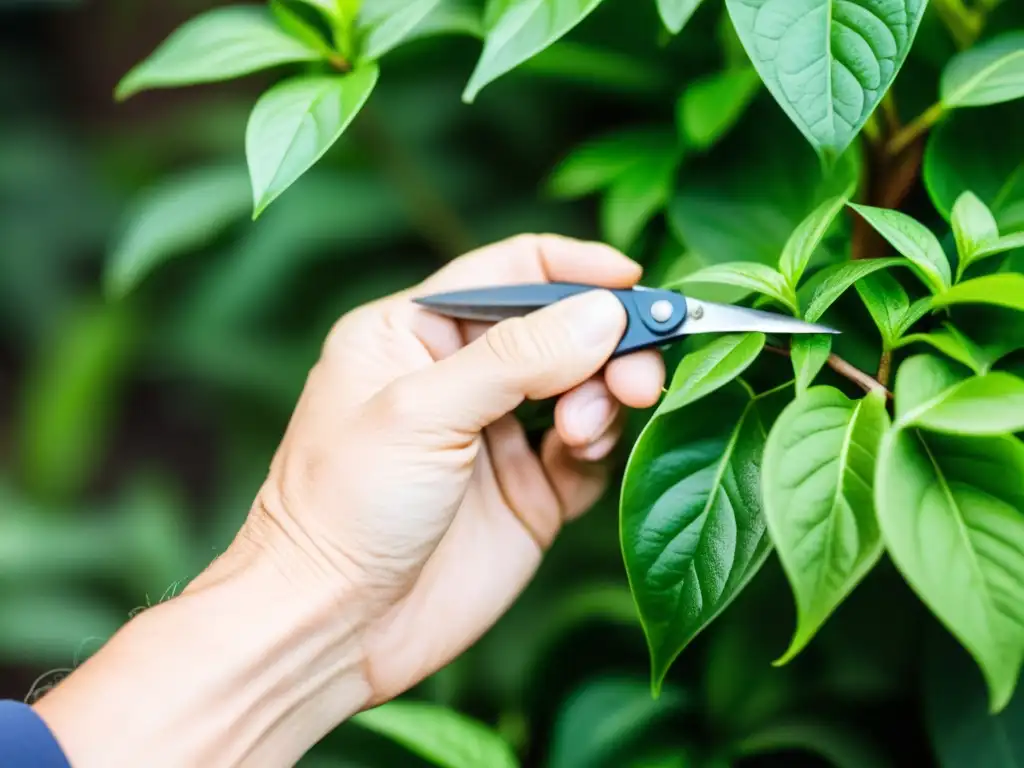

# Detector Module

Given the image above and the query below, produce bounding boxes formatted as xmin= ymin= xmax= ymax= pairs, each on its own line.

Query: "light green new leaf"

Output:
xmin=780 ymin=194 xmax=852 ymax=287
xmin=803 ymin=257 xmax=908 ymax=322
xmin=621 ymin=384 xmax=773 ymax=692
xmin=462 ymin=0 xmax=605 ymax=102
xmin=931 ymin=273 xmax=1024 ymax=313
xmin=657 ymin=0 xmax=704 ymax=34
xmin=763 ymin=387 xmax=889 ymax=664
xmin=357 ymin=0 xmax=444 ymax=61
xmin=896 ymin=325 xmax=989 ymax=375
xmin=854 ymin=270 xmax=910 ymax=349
xmin=893 ymin=354 xmax=965 ymax=422
xmin=877 ymin=429 xmax=1024 ymax=712
xmin=353 ymin=700 xmax=518 ymax=768
xmin=548 ymin=677 xmax=688 ymax=768
xmin=671 ymin=262 xmax=797 ymax=313
xmin=295 ymin=0 xmax=349 ymax=26
xmin=659 ymin=333 xmax=766 ymax=415
xmin=951 ymin=191 xmax=999 ymax=274
xmin=973 ymin=232 xmax=1024 ymax=262
xmin=724 ymin=0 xmax=928 ymax=158
xmin=271 ymin=0 xmax=333 ymax=54
xmin=546 ymin=127 xmax=672 ymax=200
xmin=246 ymin=67 xmax=379 ymax=217
xmin=601 ymin=149 xmax=680 ymax=251
xmin=115 ymin=6 xmax=325 ymax=100
xmin=848 ymin=204 xmax=952 ymax=293
xmin=941 ymin=30 xmax=1024 ymax=109
xmin=105 ymin=165 xmax=251 ymax=298
xmin=791 ymin=335 xmax=832 ymax=394
xmin=677 ymin=67 xmax=760 ymax=149
xmin=895 ymin=369 xmax=1024 ymax=436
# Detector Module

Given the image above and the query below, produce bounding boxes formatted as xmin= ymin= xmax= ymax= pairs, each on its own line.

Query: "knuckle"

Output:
xmin=485 ymin=317 xmax=555 ymax=367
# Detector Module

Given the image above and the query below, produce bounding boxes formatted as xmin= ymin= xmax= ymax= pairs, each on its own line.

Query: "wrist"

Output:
xmin=34 ymin=525 xmax=373 ymax=768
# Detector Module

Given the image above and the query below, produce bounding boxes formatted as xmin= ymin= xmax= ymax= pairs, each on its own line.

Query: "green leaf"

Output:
xmin=854 ymin=270 xmax=910 ymax=349
xmin=931 ymin=273 xmax=1024 ymax=313
xmin=952 ymin=191 xmax=1000 ymax=273
xmin=893 ymin=354 xmax=965 ymax=421
xmin=105 ymin=165 xmax=251 ymax=298
xmin=407 ymin=0 xmax=485 ymax=39
xmin=659 ymin=333 xmax=766 ymax=415
xmin=876 ymin=428 xmax=1024 ymax=712
xmin=546 ymin=127 xmax=672 ymax=200
xmin=621 ymin=384 xmax=773 ymax=691
xmin=848 ymin=204 xmax=952 ymax=293
xmin=462 ymin=0 xmax=605 ymax=103
xmin=972 ymin=231 xmax=1024 ymax=262
xmin=115 ymin=6 xmax=324 ymax=101
xmin=677 ymin=67 xmax=760 ymax=150
xmin=791 ymin=335 xmax=832 ymax=394
xmin=925 ymin=629 xmax=1024 ymax=768
xmin=941 ymin=30 xmax=1024 ymax=109
xmin=803 ymin=258 xmax=908 ymax=322
xmin=271 ymin=0 xmax=333 ymax=53
xmin=779 ymin=194 xmax=852 ymax=287
xmin=724 ymin=0 xmax=928 ymax=158
xmin=246 ymin=67 xmax=378 ymax=217
xmin=762 ymin=387 xmax=889 ymax=664
xmin=600 ymin=148 xmax=680 ymax=251
xmin=735 ymin=715 xmax=893 ymax=768
xmin=352 ymin=700 xmax=518 ymax=768
xmin=357 ymin=0 xmax=444 ymax=61
xmin=894 ymin=368 xmax=1024 ymax=436
xmin=671 ymin=262 xmax=796 ymax=313
xmin=0 ymin=591 xmax=124 ymax=666
xmin=924 ymin=102 xmax=1024 ymax=232
xmin=656 ymin=0 xmax=703 ymax=34
xmin=896 ymin=324 xmax=990 ymax=375
xmin=295 ymin=0 xmax=349 ymax=27
xmin=548 ymin=677 xmax=688 ymax=768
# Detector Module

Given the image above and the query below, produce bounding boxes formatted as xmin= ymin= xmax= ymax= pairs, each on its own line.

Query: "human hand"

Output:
xmin=246 ymin=234 xmax=665 ymax=706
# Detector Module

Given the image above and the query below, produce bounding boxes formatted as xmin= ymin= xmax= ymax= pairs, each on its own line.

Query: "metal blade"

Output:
xmin=414 ymin=283 xmax=594 ymax=323
xmin=676 ymin=299 xmax=840 ymax=336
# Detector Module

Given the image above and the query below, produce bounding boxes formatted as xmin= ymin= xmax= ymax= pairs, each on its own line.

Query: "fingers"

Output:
xmin=605 ymin=350 xmax=665 ymax=409
xmin=388 ymin=289 xmax=627 ymax=435
xmin=555 ymin=378 xmax=619 ymax=448
xmin=414 ymin=234 xmax=643 ymax=296
xmin=541 ymin=429 xmax=609 ymax=525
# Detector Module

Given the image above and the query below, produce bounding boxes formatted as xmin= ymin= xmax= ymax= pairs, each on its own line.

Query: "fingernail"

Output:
xmin=564 ymin=290 xmax=626 ymax=347
xmin=573 ymin=393 xmax=616 ymax=443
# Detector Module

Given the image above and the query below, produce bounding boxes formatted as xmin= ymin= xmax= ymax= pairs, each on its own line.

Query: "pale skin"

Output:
xmin=33 ymin=234 xmax=666 ymax=768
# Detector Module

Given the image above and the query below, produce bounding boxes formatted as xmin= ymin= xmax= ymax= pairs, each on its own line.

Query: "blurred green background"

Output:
xmin=2 ymin=1 xmax=1021 ymax=765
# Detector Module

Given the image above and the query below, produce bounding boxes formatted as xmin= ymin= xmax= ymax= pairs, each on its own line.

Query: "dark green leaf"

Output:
xmin=803 ymin=257 xmax=909 ymax=322
xmin=672 ymin=262 xmax=796 ymax=313
xmin=621 ymin=384 xmax=772 ymax=691
xmin=656 ymin=0 xmax=703 ymax=34
xmin=352 ymin=701 xmax=518 ymax=768
xmin=546 ymin=127 xmax=673 ymax=200
xmin=677 ymin=67 xmax=760 ymax=149
xmin=724 ymin=0 xmax=928 ymax=158
xmin=115 ymin=6 xmax=324 ymax=100
xmin=876 ymin=428 xmax=1024 ymax=712
xmin=105 ymin=165 xmax=251 ymax=298
xmin=925 ymin=628 xmax=1024 ymax=768
xmin=735 ymin=715 xmax=893 ymax=768
xmin=848 ymin=203 xmax=952 ymax=293
xmin=549 ymin=677 xmax=687 ymax=768
xmin=854 ymin=270 xmax=910 ymax=349
xmin=931 ymin=273 xmax=1024 ymax=313
xmin=659 ymin=333 xmax=766 ymax=415
xmin=600 ymin=144 xmax=681 ymax=250
xmin=924 ymin=102 xmax=1024 ymax=231
xmin=941 ymin=30 xmax=1024 ymax=108
xmin=246 ymin=67 xmax=379 ymax=216
xmin=762 ymin=387 xmax=889 ymax=663
xmin=791 ymin=334 xmax=831 ymax=394
xmin=462 ymin=0 xmax=605 ymax=102
xmin=779 ymin=193 xmax=852 ymax=287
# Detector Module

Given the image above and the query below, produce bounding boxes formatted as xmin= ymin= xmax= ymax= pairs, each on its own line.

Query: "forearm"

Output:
xmin=33 ymin=541 xmax=372 ymax=768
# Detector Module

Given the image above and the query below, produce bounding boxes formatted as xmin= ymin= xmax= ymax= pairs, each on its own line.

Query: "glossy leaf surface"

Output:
xmin=791 ymin=334 xmax=832 ymax=394
xmin=656 ymin=0 xmax=704 ymax=34
xmin=941 ymin=30 xmax=1024 ymax=108
xmin=357 ymin=0 xmax=444 ymax=60
xmin=673 ymin=262 xmax=796 ymax=313
xmin=803 ymin=258 xmax=908 ymax=321
xmin=931 ymin=274 xmax=1024 ymax=313
xmin=854 ymin=270 xmax=910 ymax=348
xmin=848 ymin=204 xmax=952 ymax=293
xmin=246 ymin=67 xmax=379 ymax=216
xmin=951 ymin=191 xmax=999 ymax=271
xmin=762 ymin=387 xmax=889 ymax=663
xmin=724 ymin=0 xmax=927 ymax=157
xmin=659 ymin=333 xmax=766 ymax=415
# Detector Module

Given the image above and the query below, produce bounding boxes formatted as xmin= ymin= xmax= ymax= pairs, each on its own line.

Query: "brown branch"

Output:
xmin=765 ymin=345 xmax=892 ymax=399
xmin=877 ymin=350 xmax=893 ymax=388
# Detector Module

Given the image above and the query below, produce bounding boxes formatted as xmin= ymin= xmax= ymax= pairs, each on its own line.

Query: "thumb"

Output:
xmin=399 ymin=289 xmax=627 ymax=433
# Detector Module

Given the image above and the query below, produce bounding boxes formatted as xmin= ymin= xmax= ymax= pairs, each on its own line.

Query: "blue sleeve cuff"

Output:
xmin=0 ymin=700 xmax=71 ymax=767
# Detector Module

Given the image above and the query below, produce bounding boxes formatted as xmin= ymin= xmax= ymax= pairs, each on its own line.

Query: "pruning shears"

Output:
xmin=415 ymin=283 xmax=839 ymax=358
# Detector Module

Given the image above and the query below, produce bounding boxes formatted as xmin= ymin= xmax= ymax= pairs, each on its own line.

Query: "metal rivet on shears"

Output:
xmin=650 ymin=300 xmax=674 ymax=323
xmin=691 ymin=305 xmax=704 ymax=320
